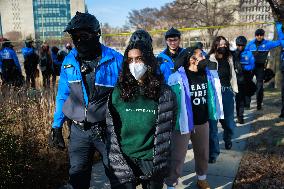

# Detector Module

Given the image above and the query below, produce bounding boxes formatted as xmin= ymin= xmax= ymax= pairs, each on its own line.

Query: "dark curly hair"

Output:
xmin=118 ymin=41 xmax=162 ymax=102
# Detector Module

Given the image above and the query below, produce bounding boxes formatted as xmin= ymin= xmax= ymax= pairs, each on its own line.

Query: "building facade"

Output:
xmin=0 ymin=0 xmax=35 ymax=40
xmin=33 ymin=0 xmax=71 ymax=40
xmin=0 ymin=0 xmax=85 ymax=40
xmin=239 ymin=0 xmax=273 ymax=23
xmin=238 ymin=0 xmax=275 ymax=40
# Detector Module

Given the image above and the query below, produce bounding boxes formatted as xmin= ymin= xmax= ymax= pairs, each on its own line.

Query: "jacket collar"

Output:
xmin=71 ymin=44 xmax=115 ymax=66
xmin=158 ymin=49 xmax=173 ymax=63
xmin=209 ymin=54 xmax=218 ymax=63
xmin=158 ymin=48 xmax=185 ymax=62
xmin=252 ymin=38 xmax=267 ymax=45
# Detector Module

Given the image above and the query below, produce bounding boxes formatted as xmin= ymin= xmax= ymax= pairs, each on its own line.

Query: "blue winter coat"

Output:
xmin=245 ymin=37 xmax=281 ymax=65
xmin=276 ymin=21 xmax=284 ymax=70
xmin=157 ymin=48 xmax=185 ymax=83
xmin=239 ymin=50 xmax=255 ymax=71
xmin=22 ymin=47 xmax=35 ymax=59
xmin=0 ymin=47 xmax=22 ymax=73
xmin=51 ymin=51 xmax=61 ymax=66
xmin=52 ymin=44 xmax=123 ymax=128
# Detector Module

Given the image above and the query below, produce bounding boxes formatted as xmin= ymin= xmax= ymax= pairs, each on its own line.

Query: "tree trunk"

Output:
xmin=266 ymin=0 xmax=284 ymax=88
xmin=271 ymin=27 xmax=282 ymax=89
xmin=276 ymin=0 xmax=284 ymax=88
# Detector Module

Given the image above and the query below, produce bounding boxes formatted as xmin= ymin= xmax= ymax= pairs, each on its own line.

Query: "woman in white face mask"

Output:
xmin=104 ymin=40 xmax=177 ymax=189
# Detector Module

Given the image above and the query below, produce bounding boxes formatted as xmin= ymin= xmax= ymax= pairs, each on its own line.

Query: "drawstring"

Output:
xmin=221 ymin=86 xmax=232 ymax=92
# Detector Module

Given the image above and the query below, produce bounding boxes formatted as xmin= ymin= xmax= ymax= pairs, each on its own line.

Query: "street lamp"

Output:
xmin=40 ymin=0 xmax=45 ymax=41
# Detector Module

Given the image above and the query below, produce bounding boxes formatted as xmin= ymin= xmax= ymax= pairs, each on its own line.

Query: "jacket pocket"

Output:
xmin=63 ymin=80 xmax=86 ymax=122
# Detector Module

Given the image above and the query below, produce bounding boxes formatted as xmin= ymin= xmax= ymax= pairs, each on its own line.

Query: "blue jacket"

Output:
xmin=276 ymin=21 xmax=284 ymax=40
xmin=275 ymin=21 xmax=284 ymax=70
xmin=52 ymin=45 xmax=123 ymax=128
xmin=281 ymin=43 xmax=284 ymax=71
xmin=245 ymin=37 xmax=281 ymax=65
xmin=239 ymin=50 xmax=255 ymax=71
xmin=51 ymin=51 xmax=61 ymax=66
xmin=157 ymin=48 xmax=185 ymax=83
xmin=201 ymin=49 xmax=207 ymax=57
xmin=22 ymin=47 xmax=35 ymax=59
xmin=0 ymin=47 xmax=22 ymax=73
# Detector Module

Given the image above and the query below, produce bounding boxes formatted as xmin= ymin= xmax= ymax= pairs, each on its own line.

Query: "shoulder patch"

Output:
xmin=64 ymin=64 xmax=73 ymax=69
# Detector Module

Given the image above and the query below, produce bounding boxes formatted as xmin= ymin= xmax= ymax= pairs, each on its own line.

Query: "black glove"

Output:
xmin=174 ymin=47 xmax=196 ymax=70
xmin=48 ymin=128 xmax=65 ymax=150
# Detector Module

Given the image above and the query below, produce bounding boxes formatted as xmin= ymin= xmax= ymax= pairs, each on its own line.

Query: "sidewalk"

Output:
xmin=90 ymin=107 xmax=255 ymax=189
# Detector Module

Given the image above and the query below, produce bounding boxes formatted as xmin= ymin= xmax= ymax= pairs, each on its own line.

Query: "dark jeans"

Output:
xmin=281 ymin=71 xmax=284 ymax=115
xmin=25 ymin=71 xmax=36 ymax=88
xmin=254 ymin=65 xmax=265 ymax=107
xmin=111 ymin=158 xmax=163 ymax=189
xmin=236 ymin=70 xmax=254 ymax=117
xmin=68 ymin=123 xmax=107 ymax=189
xmin=42 ymin=71 xmax=51 ymax=88
xmin=209 ymin=87 xmax=236 ymax=159
xmin=52 ymin=72 xmax=56 ymax=88
xmin=236 ymin=82 xmax=245 ymax=119
xmin=244 ymin=96 xmax=251 ymax=108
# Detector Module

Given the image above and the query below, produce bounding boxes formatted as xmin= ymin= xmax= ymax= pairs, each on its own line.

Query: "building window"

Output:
xmin=33 ymin=0 xmax=71 ymax=39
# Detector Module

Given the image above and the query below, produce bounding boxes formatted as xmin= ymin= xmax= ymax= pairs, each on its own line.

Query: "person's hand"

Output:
xmin=48 ymin=128 xmax=65 ymax=150
xmin=174 ymin=47 xmax=196 ymax=70
xmin=196 ymin=55 xmax=205 ymax=63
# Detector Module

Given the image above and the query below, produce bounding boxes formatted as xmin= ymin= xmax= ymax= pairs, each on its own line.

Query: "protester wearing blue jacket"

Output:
xmin=0 ymin=39 xmax=23 ymax=86
xmin=157 ymin=27 xmax=185 ymax=83
xmin=49 ymin=12 xmax=123 ymax=189
xmin=245 ymin=27 xmax=281 ymax=110
xmin=233 ymin=36 xmax=255 ymax=124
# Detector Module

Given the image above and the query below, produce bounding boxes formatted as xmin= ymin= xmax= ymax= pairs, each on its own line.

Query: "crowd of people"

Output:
xmin=1 ymin=11 xmax=284 ymax=189
xmin=0 ymin=37 xmax=72 ymax=89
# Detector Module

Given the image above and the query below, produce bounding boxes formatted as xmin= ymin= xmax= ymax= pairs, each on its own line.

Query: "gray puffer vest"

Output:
xmin=105 ymin=85 xmax=177 ymax=186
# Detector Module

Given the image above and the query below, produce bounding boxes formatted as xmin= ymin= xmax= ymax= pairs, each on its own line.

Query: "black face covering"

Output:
xmin=73 ymin=35 xmax=101 ymax=60
xmin=26 ymin=43 xmax=32 ymax=48
xmin=197 ymin=59 xmax=207 ymax=72
xmin=217 ymin=47 xmax=227 ymax=54
xmin=216 ymin=47 xmax=230 ymax=59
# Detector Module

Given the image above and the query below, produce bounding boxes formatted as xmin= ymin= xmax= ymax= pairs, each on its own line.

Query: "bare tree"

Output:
xmin=266 ymin=0 xmax=284 ymax=88
xmin=127 ymin=0 xmax=240 ymax=41
xmin=167 ymin=0 xmax=240 ymax=39
xmin=101 ymin=23 xmax=128 ymax=49
xmin=5 ymin=31 xmax=22 ymax=42
xmin=128 ymin=8 xmax=160 ymax=30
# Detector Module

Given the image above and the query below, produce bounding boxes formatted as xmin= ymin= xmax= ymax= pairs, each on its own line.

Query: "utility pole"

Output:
xmin=0 ymin=13 xmax=3 ymax=38
xmin=40 ymin=0 xmax=45 ymax=42
xmin=100 ymin=22 xmax=104 ymax=44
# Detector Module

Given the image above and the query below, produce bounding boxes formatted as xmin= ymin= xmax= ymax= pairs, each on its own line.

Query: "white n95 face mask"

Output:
xmin=129 ymin=62 xmax=147 ymax=80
